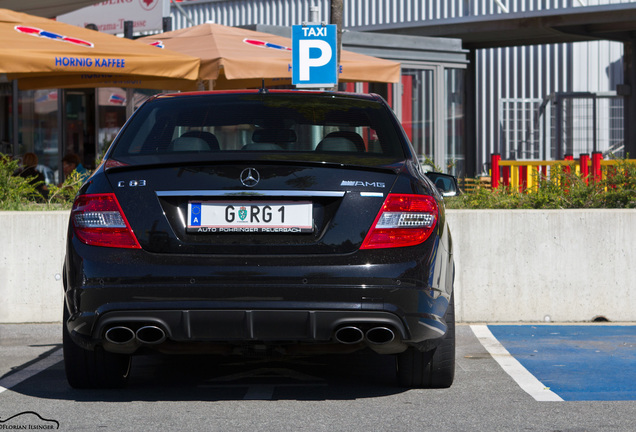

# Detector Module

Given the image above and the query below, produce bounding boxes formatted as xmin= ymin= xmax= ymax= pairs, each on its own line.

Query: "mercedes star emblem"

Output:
xmin=240 ymin=168 xmax=260 ymax=187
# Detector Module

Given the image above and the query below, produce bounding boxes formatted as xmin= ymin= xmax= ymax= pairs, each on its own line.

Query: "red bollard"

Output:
xmin=580 ymin=154 xmax=590 ymax=185
xmin=502 ymin=166 xmax=511 ymax=187
xmin=592 ymin=152 xmax=603 ymax=183
xmin=539 ymin=165 xmax=547 ymax=185
xmin=491 ymin=153 xmax=501 ymax=189
xmin=519 ymin=165 xmax=528 ymax=192
xmin=563 ymin=154 xmax=574 ymax=193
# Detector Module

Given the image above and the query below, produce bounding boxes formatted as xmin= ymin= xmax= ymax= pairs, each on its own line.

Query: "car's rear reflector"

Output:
xmin=360 ymin=194 xmax=438 ymax=249
xmin=71 ymin=193 xmax=141 ymax=249
xmin=104 ymin=159 xmax=129 ymax=170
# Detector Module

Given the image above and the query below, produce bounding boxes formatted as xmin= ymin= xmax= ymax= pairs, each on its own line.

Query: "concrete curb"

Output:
xmin=1 ymin=209 xmax=635 ymax=323
xmin=0 ymin=211 xmax=68 ymax=323
xmin=447 ymin=209 xmax=636 ymax=322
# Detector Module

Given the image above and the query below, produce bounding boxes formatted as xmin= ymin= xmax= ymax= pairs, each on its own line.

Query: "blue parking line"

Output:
xmin=487 ymin=325 xmax=636 ymax=401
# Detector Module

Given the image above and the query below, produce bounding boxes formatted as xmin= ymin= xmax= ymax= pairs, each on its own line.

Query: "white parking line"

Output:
xmin=470 ymin=325 xmax=563 ymax=402
xmin=0 ymin=348 xmax=63 ymax=395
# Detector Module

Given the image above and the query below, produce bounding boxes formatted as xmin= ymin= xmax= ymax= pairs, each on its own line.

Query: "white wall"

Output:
xmin=447 ymin=209 xmax=636 ymax=322
xmin=0 ymin=211 xmax=68 ymax=323
xmin=1 ymin=210 xmax=635 ymax=323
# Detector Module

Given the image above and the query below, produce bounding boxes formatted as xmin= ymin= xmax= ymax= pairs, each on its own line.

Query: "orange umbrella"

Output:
xmin=138 ymin=23 xmax=400 ymax=89
xmin=0 ymin=8 xmax=200 ymax=90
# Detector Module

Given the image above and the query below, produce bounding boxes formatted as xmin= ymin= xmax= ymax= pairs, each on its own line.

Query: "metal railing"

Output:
xmin=490 ymin=153 xmax=636 ymax=191
xmin=499 ymin=92 xmax=625 ymax=163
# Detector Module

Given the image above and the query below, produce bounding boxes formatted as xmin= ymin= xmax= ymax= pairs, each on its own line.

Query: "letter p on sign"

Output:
xmin=298 ymin=40 xmax=332 ymax=80
xmin=292 ymin=24 xmax=337 ymax=88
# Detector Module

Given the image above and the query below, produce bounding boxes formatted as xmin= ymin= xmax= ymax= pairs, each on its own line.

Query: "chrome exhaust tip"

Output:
xmin=334 ymin=326 xmax=365 ymax=344
xmin=365 ymin=327 xmax=395 ymax=345
xmin=105 ymin=326 xmax=136 ymax=345
xmin=136 ymin=325 xmax=166 ymax=345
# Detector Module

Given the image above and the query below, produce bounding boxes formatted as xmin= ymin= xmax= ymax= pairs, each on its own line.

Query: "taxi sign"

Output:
xmin=292 ymin=24 xmax=337 ymax=88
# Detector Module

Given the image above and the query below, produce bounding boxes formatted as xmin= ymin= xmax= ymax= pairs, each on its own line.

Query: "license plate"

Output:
xmin=187 ymin=201 xmax=313 ymax=233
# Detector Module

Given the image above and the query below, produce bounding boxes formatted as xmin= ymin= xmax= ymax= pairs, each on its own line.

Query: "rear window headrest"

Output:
xmin=252 ymin=128 xmax=297 ymax=143
xmin=316 ymin=131 xmax=366 ymax=152
xmin=180 ymin=130 xmax=220 ymax=151
xmin=242 ymin=143 xmax=284 ymax=151
xmin=170 ymin=137 xmax=210 ymax=152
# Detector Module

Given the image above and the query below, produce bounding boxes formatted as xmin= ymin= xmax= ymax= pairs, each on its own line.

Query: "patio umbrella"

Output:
xmin=0 ymin=8 xmax=200 ymax=90
xmin=138 ymin=23 xmax=400 ymax=89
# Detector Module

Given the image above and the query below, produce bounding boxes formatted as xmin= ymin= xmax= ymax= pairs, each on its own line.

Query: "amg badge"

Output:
xmin=340 ymin=180 xmax=386 ymax=188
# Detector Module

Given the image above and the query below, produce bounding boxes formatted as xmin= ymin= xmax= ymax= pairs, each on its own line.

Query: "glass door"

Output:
xmin=394 ymin=66 xmax=466 ymax=176
xmin=401 ymin=67 xmax=440 ymax=169
xmin=63 ymin=89 xmax=96 ymax=175
xmin=445 ymin=68 xmax=465 ymax=176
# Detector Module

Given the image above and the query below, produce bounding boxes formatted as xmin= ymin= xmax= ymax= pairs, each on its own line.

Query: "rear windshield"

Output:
xmin=109 ymin=92 xmax=407 ymax=166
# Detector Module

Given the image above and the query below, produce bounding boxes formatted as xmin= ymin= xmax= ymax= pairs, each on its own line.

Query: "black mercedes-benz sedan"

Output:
xmin=63 ymin=90 xmax=458 ymax=389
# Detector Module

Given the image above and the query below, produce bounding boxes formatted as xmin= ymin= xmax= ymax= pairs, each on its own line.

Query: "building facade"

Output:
xmin=170 ymin=0 xmax=632 ymax=175
xmin=1 ymin=0 xmax=631 ymax=180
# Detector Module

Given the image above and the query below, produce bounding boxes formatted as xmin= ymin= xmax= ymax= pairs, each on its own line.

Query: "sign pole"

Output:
xmin=330 ymin=0 xmax=343 ymax=82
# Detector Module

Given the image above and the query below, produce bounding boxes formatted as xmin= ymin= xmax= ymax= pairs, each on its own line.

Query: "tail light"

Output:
xmin=104 ymin=159 xmax=129 ymax=170
xmin=361 ymin=194 xmax=438 ymax=249
xmin=71 ymin=193 xmax=141 ymax=249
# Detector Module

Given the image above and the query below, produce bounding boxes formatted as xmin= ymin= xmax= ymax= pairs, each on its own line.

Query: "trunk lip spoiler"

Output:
xmin=155 ymin=190 xmax=347 ymax=198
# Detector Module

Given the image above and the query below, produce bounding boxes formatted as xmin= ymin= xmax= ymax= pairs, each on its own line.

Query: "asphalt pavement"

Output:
xmin=1 ymin=323 xmax=636 ymax=431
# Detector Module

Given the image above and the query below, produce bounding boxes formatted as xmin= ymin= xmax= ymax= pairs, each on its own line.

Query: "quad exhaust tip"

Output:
xmin=136 ymin=326 xmax=166 ymax=345
xmin=334 ymin=326 xmax=365 ymax=344
xmin=334 ymin=325 xmax=396 ymax=345
xmin=105 ymin=326 xmax=136 ymax=345
xmin=365 ymin=327 xmax=395 ymax=345
xmin=104 ymin=325 xmax=166 ymax=345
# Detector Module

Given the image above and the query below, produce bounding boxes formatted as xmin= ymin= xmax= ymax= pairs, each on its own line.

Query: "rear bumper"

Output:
xmin=68 ymin=308 xmax=438 ymax=355
xmin=64 ymin=237 xmax=453 ymax=355
xmin=66 ymin=293 xmax=450 ymax=355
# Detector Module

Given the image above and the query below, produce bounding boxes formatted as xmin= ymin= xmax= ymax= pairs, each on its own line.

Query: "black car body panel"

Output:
xmin=63 ymin=91 xmax=455 ymax=387
xmin=107 ymin=164 xmax=400 ymax=254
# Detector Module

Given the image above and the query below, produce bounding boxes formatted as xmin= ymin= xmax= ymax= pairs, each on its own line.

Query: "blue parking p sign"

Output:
xmin=292 ymin=24 xmax=337 ymax=88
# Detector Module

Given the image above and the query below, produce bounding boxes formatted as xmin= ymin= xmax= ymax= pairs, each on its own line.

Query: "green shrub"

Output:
xmin=447 ymin=159 xmax=636 ymax=209
xmin=44 ymin=170 xmax=85 ymax=207
xmin=0 ymin=153 xmax=86 ymax=211
xmin=3 ymin=152 xmax=635 ymax=211
xmin=0 ymin=154 xmax=43 ymax=210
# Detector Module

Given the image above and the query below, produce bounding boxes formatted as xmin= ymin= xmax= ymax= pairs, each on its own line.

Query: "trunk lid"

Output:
xmin=107 ymin=161 xmax=401 ymax=255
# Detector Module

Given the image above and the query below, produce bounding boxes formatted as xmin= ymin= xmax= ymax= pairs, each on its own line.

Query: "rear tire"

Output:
xmin=63 ymin=308 xmax=131 ymax=389
xmin=396 ymin=294 xmax=455 ymax=388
